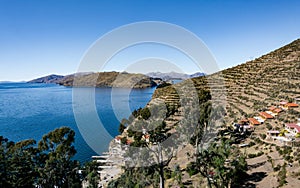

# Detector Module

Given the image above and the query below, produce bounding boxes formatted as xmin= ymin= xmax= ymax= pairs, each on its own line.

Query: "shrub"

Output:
xmin=266 ymin=124 xmax=272 ymax=130
xmin=260 ymin=134 xmax=267 ymax=140
xmin=156 ymin=82 xmax=172 ymax=89
xmin=273 ymin=165 xmax=281 ymax=172
xmin=249 ymin=141 xmax=256 ymax=147
xmin=186 ymin=162 xmax=199 ymax=176
xmin=278 ymin=164 xmax=287 ymax=187
xmin=141 ymin=108 xmax=151 ymax=120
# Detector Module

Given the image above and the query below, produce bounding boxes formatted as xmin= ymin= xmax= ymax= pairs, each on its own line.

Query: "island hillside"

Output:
xmin=105 ymin=39 xmax=300 ymax=188
xmin=28 ymin=72 xmax=157 ymax=89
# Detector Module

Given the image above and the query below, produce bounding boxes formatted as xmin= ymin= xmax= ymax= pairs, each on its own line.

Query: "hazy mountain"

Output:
xmin=27 ymin=74 xmax=64 ymax=84
xmin=146 ymin=71 xmax=205 ymax=81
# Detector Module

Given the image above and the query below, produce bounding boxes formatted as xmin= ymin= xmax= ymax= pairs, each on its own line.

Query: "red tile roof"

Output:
xmin=286 ymin=123 xmax=300 ymax=133
xmin=238 ymin=119 xmax=249 ymax=124
xmin=259 ymin=112 xmax=274 ymax=119
xmin=126 ymin=139 xmax=133 ymax=145
xmin=286 ymin=103 xmax=299 ymax=107
xmin=269 ymin=106 xmax=276 ymax=111
xmin=248 ymin=118 xmax=260 ymax=125
xmin=269 ymin=106 xmax=282 ymax=113
xmin=273 ymin=108 xmax=282 ymax=113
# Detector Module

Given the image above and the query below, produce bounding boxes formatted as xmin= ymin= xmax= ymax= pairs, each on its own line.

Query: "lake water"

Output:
xmin=0 ymin=83 xmax=155 ymax=163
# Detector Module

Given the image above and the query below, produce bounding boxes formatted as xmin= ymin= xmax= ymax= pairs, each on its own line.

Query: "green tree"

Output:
xmin=9 ymin=139 xmax=38 ymax=187
xmin=0 ymin=136 xmax=38 ymax=188
xmin=37 ymin=127 xmax=81 ymax=188
xmin=82 ymin=161 xmax=101 ymax=188
xmin=0 ymin=136 xmax=15 ymax=187
xmin=141 ymin=108 xmax=151 ymax=120
xmin=194 ymin=140 xmax=248 ymax=188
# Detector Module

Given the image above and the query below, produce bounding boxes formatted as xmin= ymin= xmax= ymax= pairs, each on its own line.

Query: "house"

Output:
xmin=269 ymin=106 xmax=276 ymax=111
xmin=285 ymin=123 xmax=300 ymax=135
xmin=115 ymin=136 xmax=122 ymax=144
xmin=265 ymin=111 xmax=277 ymax=117
xmin=145 ymin=134 xmax=150 ymax=143
xmin=248 ymin=118 xmax=261 ymax=126
xmin=142 ymin=134 xmax=150 ymax=143
xmin=280 ymin=102 xmax=299 ymax=110
xmin=273 ymin=108 xmax=282 ymax=115
xmin=233 ymin=122 xmax=253 ymax=133
xmin=279 ymin=101 xmax=288 ymax=106
xmin=269 ymin=106 xmax=282 ymax=115
xmin=285 ymin=103 xmax=299 ymax=110
xmin=254 ymin=116 xmax=265 ymax=123
xmin=259 ymin=112 xmax=274 ymax=120
xmin=238 ymin=119 xmax=249 ymax=125
xmin=126 ymin=139 xmax=133 ymax=145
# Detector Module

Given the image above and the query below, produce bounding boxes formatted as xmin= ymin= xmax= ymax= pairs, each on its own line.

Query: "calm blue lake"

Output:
xmin=0 ymin=83 xmax=155 ymax=163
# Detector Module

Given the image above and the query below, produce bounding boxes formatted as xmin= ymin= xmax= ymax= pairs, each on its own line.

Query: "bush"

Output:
xmin=260 ymin=133 xmax=267 ymax=140
xmin=266 ymin=124 xmax=272 ymax=130
xmin=278 ymin=164 xmax=287 ymax=187
xmin=248 ymin=151 xmax=264 ymax=158
xmin=273 ymin=165 xmax=281 ymax=172
xmin=249 ymin=141 xmax=256 ymax=147
xmin=248 ymin=153 xmax=257 ymax=158
xmin=141 ymin=108 xmax=151 ymax=120
xmin=186 ymin=162 xmax=199 ymax=176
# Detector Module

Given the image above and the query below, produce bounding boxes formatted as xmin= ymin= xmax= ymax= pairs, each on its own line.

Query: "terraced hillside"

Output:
xmin=154 ymin=39 xmax=300 ymax=123
xmin=161 ymin=39 xmax=300 ymax=125
xmin=104 ymin=39 xmax=300 ymax=187
xmin=218 ymin=39 xmax=300 ymax=122
xmin=146 ymin=39 xmax=300 ymax=187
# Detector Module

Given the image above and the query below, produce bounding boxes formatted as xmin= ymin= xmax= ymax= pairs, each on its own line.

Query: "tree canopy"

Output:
xmin=0 ymin=127 xmax=99 ymax=188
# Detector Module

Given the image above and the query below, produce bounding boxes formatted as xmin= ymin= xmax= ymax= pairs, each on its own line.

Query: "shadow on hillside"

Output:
xmin=248 ymin=161 xmax=266 ymax=170
xmin=234 ymin=172 xmax=268 ymax=188
xmin=247 ymin=172 xmax=268 ymax=182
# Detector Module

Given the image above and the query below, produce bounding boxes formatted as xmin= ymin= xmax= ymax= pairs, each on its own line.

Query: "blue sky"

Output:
xmin=0 ymin=0 xmax=300 ymax=81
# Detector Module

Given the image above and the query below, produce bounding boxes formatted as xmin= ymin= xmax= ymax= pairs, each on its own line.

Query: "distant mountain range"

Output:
xmin=146 ymin=71 xmax=205 ymax=81
xmin=0 ymin=81 xmax=21 ymax=83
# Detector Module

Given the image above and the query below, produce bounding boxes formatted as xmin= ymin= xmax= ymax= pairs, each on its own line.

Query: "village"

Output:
xmin=87 ymin=97 xmax=300 ymax=187
xmin=232 ymin=100 xmax=300 ymax=147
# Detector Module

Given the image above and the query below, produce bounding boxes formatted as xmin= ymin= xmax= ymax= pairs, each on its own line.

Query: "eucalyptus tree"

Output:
xmin=37 ymin=127 xmax=81 ymax=188
xmin=0 ymin=136 xmax=38 ymax=188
